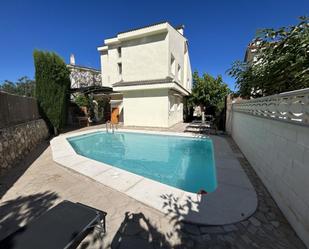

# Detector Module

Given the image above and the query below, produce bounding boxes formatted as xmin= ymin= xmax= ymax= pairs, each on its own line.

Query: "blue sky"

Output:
xmin=0 ymin=0 xmax=308 ymax=90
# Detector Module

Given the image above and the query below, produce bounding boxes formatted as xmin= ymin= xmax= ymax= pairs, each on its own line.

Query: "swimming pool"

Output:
xmin=68 ymin=131 xmax=217 ymax=193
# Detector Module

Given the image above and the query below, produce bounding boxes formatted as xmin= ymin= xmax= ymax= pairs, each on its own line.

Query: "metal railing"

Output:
xmin=105 ymin=121 xmax=117 ymax=133
xmin=232 ymin=88 xmax=309 ymax=126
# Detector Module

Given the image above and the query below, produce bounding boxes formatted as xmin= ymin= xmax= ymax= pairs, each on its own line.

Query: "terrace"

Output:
xmin=0 ymin=117 xmax=307 ymax=248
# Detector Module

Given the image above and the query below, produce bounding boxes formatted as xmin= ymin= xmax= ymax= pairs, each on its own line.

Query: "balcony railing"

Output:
xmin=233 ymin=88 xmax=309 ymax=126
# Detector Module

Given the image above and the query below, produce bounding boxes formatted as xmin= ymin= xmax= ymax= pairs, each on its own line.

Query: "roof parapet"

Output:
xmin=99 ymin=21 xmax=186 ymax=47
xmin=175 ymin=24 xmax=185 ymax=35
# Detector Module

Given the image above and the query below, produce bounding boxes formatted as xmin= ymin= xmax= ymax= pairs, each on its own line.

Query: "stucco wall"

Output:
xmin=122 ymin=33 xmax=169 ymax=82
xmin=100 ymin=47 xmax=120 ymax=87
xmin=231 ymin=112 xmax=309 ymax=247
xmin=168 ymin=92 xmax=183 ymax=126
xmin=0 ymin=119 xmax=49 ymax=175
xmin=123 ymin=89 xmax=169 ymax=127
xmin=168 ymin=27 xmax=185 ymax=83
xmin=101 ymin=33 xmax=169 ymax=86
xmin=167 ymin=26 xmax=192 ymax=91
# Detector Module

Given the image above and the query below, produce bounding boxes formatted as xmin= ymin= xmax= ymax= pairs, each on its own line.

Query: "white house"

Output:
xmin=97 ymin=22 xmax=192 ymax=128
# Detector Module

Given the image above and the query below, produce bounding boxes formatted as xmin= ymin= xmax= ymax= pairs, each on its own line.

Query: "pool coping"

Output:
xmin=50 ymin=128 xmax=257 ymax=225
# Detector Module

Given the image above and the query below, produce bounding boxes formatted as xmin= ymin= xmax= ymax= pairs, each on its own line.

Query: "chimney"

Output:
xmin=70 ymin=54 xmax=75 ymax=65
xmin=176 ymin=25 xmax=185 ymax=35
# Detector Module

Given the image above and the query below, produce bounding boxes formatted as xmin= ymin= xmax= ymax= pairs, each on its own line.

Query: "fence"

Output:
xmin=228 ymin=88 xmax=309 ymax=248
xmin=0 ymin=91 xmax=40 ymax=129
xmin=232 ymin=88 xmax=309 ymax=126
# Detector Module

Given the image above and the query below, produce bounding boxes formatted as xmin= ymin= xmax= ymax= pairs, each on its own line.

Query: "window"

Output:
xmin=118 ymin=63 xmax=122 ymax=75
xmin=117 ymin=47 xmax=122 ymax=58
xmin=169 ymin=96 xmax=176 ymax=112
xmin=170 ymin=54 xmax=175 ymax=75
xmin=177 ymin=101 xmax=182 ymax=111
xmin=177 ymin=65 xmax=182 ymax=81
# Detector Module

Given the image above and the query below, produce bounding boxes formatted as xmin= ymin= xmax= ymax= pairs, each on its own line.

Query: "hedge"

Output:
xmin=33 ymin=50 xmax=70 ymax=133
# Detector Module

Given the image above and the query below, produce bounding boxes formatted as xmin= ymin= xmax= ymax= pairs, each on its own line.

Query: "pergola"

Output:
xmin=67 ymin=64 xmax=117 ymax=124
xmin=69 ymin=85 xmax=115 ymax=96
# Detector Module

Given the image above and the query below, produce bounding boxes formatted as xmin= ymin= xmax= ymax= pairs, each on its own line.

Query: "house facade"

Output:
xmin=97 ymin=22 xmax=192 ymax=127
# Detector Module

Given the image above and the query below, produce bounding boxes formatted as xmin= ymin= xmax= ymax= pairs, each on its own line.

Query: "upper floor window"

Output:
xmin=177 ymin=100 xmax=182 ymax=111
xmin=169 ymin=96 xmax=176 ymax=112
xmin=170 ymin=54 xmax=175 ymax=76
xmin=177 ymin=65 xmax=182 ymax=81
xmin=118 ymin=63 xmax=122 ymax=75
xmin=117 ymin=47 xmax=122 ymax=58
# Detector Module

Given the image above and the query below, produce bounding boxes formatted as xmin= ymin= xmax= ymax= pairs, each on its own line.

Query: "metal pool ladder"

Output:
xmin=106 ymin=121 xmax=116 ymax=133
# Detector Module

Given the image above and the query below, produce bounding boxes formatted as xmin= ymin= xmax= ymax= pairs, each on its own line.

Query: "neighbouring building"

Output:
xmin=97 ymin=22 xmax=192 ymax=127
xmin=67 ymin=54 xmax=113 ymax=125
xmin=67 ymin=54 xmax=102 ymax=89
xmin=244 ymin=39 xmax=262 ymax=64
xmin=244 ymin=39 xmax=265 ymax=97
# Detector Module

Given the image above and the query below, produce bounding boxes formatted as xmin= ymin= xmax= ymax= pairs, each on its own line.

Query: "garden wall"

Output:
xmin=0 ymin=119 xmax=49 ymax=175
xmin=0 ymin=92 xmax=49 ymax=174
xmin=229 ymin=88 xmax=309 ymax=247
xmin=0 ymin=91 xmax=40 ymax=129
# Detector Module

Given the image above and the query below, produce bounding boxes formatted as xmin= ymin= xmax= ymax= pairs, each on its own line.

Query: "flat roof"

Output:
xmin=100 ymin=21 xmax=185 ymax=46
xmin=70 ymin=85 xmax=114 ymax=95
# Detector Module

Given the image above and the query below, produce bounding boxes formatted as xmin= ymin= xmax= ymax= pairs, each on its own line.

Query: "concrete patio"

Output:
xmin=0 ymin=123 xmax=306 ymax=249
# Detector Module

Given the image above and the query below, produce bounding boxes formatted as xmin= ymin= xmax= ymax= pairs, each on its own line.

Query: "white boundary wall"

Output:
xmin=229 ymin=88 xmax=309 ymax=247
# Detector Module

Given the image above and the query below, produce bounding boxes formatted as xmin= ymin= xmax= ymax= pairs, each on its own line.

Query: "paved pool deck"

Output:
xmin=50 ymin=128 xmax=257 ymax=226
xmin=0 ymin=123 xmax=306 ymax=249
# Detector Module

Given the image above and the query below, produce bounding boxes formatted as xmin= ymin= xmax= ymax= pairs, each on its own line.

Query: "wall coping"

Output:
xmin=233 ymin=88 xmax=309 ymax=127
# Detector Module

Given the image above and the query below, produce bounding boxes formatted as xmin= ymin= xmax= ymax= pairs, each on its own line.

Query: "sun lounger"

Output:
xmin=0 ymin=200 xmax=107 ymax=249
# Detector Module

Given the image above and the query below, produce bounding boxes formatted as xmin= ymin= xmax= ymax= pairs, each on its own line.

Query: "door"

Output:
xmin=111 ymin=107 xmax=119 ymax=124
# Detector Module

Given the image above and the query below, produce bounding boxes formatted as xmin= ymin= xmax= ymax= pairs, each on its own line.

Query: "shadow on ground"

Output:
xmin=105 ymin=196 xmax=210 ymax=249
xmin=0 ymin=191 xmax=59 ymax=240
xmin=109 ymin=212 xmax=171 ymax=249
xmin=0 ymin=141 xmax=50 ymax=199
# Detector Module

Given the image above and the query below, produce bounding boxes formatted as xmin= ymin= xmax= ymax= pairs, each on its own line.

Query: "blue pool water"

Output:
xmin=68 ymin=131 xmax=217 ymax=193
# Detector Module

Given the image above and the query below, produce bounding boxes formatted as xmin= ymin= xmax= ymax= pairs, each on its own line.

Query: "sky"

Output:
xmin=0 ymin=0 xmax=308 ymax=90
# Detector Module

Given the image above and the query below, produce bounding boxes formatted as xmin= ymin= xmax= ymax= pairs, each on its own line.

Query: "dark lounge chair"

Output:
xmin=0 ymin=200 xmax=107 ymax=249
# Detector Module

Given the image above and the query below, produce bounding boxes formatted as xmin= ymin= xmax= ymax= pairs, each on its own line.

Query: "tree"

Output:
xmin=0 ymin=77 xmax=35 ymax=97
xmin=229 ymin=17 xmax=309 ymax=98
xmin=33 ymin=50 xmax=70 ymax=133
xmin=189 ymin=71 xmax=230 ymax=114
xmin=15 ymin=76 xmax=36 ymax=97
xmin=0 ymin=80 xmax=16 ymax=94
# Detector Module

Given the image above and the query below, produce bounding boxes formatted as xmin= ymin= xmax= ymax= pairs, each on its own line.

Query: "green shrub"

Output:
xmin=33 ymin=50 xmax=70 ymax=133
xmin=74 ymin=94 xmax=89 ymax=108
